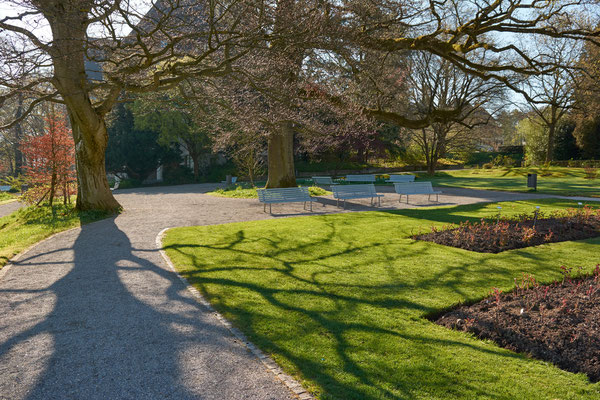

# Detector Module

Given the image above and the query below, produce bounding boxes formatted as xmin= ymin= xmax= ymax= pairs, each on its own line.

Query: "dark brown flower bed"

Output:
xmin=414 ymin=206 xmax=600 ymax=253
xmin=436 ymin=267 xmax=600 ymax=382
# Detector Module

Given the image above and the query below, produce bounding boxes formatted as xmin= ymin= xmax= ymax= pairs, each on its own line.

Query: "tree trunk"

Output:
xmin=43 ymin=5 xmax=121 ymax=212
xmin=191 ymin=153 xmax=200 ymax=181
xmin=70 ymin=114 xmax=121 ymax=211
xmin=49 ymin=171 xmax=57 ymax=207
xmin=248 ymin=167 xmax=255 ymax=186
xmin=546 ymin=123 xmax=556 ymax=163
xmin=13 ymin=92 xmax=24 ymax=176
xmin=427 ymin=160 xmax=436 ymax=175
xmin=266 ymin=122 xmax=296 ymax=188
xmin=34 ymin=1 xmax=121 ymax=212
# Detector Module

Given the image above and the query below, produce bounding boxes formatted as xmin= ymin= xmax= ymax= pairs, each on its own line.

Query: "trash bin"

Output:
xmin=527 ymin=173 xmax=537 ymax=190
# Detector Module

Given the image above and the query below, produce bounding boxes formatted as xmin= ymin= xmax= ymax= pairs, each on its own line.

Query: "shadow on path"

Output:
xmin=1 ymin=218 xmax=278 ymax=399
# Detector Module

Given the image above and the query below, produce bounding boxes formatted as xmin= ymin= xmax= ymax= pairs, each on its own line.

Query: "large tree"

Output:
xmin=520 ymin=36 xmax=579 ymax=162
xmin=324 ymin=1 xmax=598 ymax=130
xmin=405 ymin=52 xmax=505 ymax=174
xmin=0 ymin=0 xmax=264 ymax=210
xmin=1 ymin=0 xmax=599 ymax=209
xmin=132 ymin=93 xmax=213 ymax=181
xmin=106 ymin=102 xmax=176 ymax=182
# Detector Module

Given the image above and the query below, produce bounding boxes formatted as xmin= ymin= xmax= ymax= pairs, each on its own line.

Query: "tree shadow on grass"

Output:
xmin=161 ymin=214 xmax=595 ymax=399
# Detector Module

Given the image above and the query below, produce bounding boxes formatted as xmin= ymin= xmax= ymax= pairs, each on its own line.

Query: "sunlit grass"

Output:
xmin=207 ymin=184 xmax=331 ymax=199
xmin=0 ymin=203 xmax=109 ymax=268
xmin=164 ymin=198 xmax=600 ymax=399
xmin=420 ymin=167 xmax=599 ymax=197
xmin=0 ymin=192 xmax=16 ymax=205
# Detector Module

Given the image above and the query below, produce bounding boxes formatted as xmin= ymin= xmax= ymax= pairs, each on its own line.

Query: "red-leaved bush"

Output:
xmin=21 ymin=114 xmax=76 ymax=205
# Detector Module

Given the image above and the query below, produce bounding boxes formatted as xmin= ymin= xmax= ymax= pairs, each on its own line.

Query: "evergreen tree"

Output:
xmin=106 ymin=103 xmax=179 ymax=182
xmin=577 ymin=118 xmax=600 ymax=160
xmin=553 ymin=120 xmax=580 ymax=161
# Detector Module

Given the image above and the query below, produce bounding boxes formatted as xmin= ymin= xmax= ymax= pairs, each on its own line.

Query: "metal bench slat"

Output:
xmin=332 ymin=184 xmax=383 ymax=208
xmin=386 ymin=174 xmax=415 ymax=183
xmin=257 ymin=187 xmax=313 ymax=213
xmin=312 ymin=176 xmax=336 ymax=185
xmin=345 ymin=174 xmax=376 ymax=183
xmin=393 ymin=182 xmax=441 ymax=203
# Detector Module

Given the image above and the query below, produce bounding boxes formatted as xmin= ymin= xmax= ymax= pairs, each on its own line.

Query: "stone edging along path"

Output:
xmin=156 ymin=228 xmax=315 ymax=400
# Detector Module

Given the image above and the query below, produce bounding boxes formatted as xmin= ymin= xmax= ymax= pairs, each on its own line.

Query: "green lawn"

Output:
xmin=421 ymin=167 xmax=600 ymax=197
xmin=207 ymin=184 xmax=331 ymax=199
xmin=0 ymin=192 xmax=16 ymax=205
xmin=163 ymin=199 xmax=600 ymax=399
xmin=0 ymin=204 xmax=109 ymax=268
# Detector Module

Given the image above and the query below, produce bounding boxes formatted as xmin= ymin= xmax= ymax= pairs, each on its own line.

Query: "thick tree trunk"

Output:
xmin=266 ymin=122 xmax=296 ymax=188
xmin=70 ymin=114 xmax=121 ymax=212
xmin=191 ymin=153 xmax=200 ymax=181
xmin=43 ymin=4 xmax=121 ymax=212
xmin=427 ymin=160 xmax=436 ymax=175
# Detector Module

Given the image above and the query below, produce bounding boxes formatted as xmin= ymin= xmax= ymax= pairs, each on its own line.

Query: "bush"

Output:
xmin=482 ymin=162 xmax=494 ymax=169
xmin=202 ymin=160 xmax=238 ymax=183
xmin=1 ymin=176 xmax=26 ymax=192
xmin=295 ymin=160 xmax=369 ymax=173
xmin=162 ymin=164 xmax=195 ymax=185
xmin=0 ymin=192 xmax=13 ymax=202
xmin=116 ymin=178 xmax=142 ymax=189
xmin=584 ymin=166 xmax=598 ymax=180
xmin=492 ymin=155 xmax=516 ymax=168
xmin=465 ymin=151 xmax=523 ymax=167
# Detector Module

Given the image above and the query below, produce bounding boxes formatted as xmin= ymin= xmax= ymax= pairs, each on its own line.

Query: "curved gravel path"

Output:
xmin=0 ymin=200 xmax=23 ymax=218
xmin=0 ymin=184 xmax=597 ymax=400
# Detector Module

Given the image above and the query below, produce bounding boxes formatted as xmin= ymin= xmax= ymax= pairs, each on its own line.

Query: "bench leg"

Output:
xmin=406 ymin=195 xmax=409 ymax=204
xmin=310 ymin=201 xmax=313 ymax=212
xmin=264 ymin=203 xmax=267 ymax=213
xmin=398 ymin=194 xmax=402 ymax=203
xmin=378 ymin=196 xmax=381 ymax=207
xmin=270 ymin=204 xmax=272 ymax=214
xmin=436 ymin=194 xmax=439 ymax=202
xmin=343 ymin=199 xmax=346 ymax=209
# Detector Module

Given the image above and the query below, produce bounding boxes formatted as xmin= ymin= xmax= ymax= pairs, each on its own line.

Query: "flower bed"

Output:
xmin=436 ymin=266 xmax=600 ymax=382
xmin=414 ymin=206 xmax=600 ymax=253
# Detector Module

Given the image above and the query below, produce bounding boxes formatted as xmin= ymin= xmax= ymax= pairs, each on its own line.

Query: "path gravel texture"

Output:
xmin=0 ymin=201 xmax=23 ymax=218
xmin=0 ymin=184 xmax=597 ymax=400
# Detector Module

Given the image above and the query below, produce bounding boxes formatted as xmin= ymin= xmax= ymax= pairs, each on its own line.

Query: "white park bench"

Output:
xmin=386 ymin=174 xmax=415 ymax=183
xmin=344 ymin=174 xmax=376 ymax=183
xmin=332 ymin=184 xmax=383 ymax=208
xmin=394 ymin=182 xmax=442 ymax=203
xmin=257 ymin=187 xmax=313 ymax=213
xmin=312 ymin=176 xmax=338 ymax=186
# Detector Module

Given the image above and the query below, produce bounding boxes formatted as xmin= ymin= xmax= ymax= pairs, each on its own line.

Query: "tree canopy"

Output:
xmin=1 ymin=1 xmax=599 ymax=209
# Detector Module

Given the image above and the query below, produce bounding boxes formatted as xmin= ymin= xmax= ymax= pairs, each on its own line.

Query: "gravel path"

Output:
xmin=0 ymin=201 xmax=23 ymax=218
xmin=0 ymin=184 xmax=597 ymax=400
